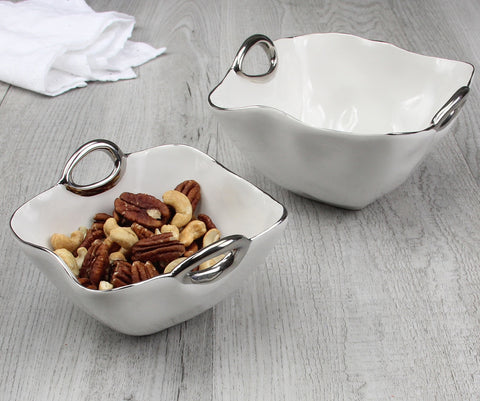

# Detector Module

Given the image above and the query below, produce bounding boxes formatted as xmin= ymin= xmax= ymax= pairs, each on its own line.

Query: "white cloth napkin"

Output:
xmin=0 ymin=0 xmax=165 ymax=96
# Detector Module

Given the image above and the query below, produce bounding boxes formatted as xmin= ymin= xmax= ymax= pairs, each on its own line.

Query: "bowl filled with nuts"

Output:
xmin=10 ymin=139 xmax=287 ymax=335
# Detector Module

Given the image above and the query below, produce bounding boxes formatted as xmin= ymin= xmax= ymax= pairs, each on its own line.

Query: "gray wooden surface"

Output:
xmin=1 ymin=0 xmax=480 ymax=400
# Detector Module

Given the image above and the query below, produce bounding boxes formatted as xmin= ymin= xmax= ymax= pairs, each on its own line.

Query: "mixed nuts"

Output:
xmin=50 ymin=180 xmax=222 ymax=290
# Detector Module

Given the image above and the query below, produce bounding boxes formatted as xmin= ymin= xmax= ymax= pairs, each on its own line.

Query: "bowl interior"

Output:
xmin=11 ymin=145 xmax=286 ymax=251
xmin=210 ymin=33 xmax=474 ymax=135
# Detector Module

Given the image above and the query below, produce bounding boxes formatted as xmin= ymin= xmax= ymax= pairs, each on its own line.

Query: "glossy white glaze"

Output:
xmin=10 ymin=143 xmax=287 ymax=335
xmin=209 ymin=33 xmax=474 ymax=209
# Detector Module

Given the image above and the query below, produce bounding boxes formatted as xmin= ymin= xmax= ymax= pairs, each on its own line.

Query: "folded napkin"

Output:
xmin=0 ymin=0 xmax=165 ymax=96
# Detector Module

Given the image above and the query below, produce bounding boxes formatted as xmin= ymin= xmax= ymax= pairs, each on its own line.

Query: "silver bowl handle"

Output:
xmin=232 ymin=34 xmax=277 ymax=78
xmin=58 ymin=139 xmax=126 ymax=196
xmin=171 ymin=235 xmax=251 ymax=284
xmin=431 ymin=86 xmax=470 ymax=130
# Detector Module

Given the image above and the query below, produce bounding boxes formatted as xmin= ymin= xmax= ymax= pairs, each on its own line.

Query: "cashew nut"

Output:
xmin=179 ymin=220 xmax=206 ymax=247
xmin=202 ymin=228 xmax=221 ymax=248
xmin=103 ymin=217 xmax=138 ymax=250
xmin=199 ymin=228 xmax=224 ymax=271
xmin=109 ymin=250 xmax=127 ymax=264
xmin=75 ymin=247 xmax=88 ymax=269
xmin=199 ymin=256 xmax=224 ymax=271
xmin=50 ymin=227 xmax=87 ymax=252
xmin=98 ymin=281 xmax=113 ymax=291
xmin=109 ymin=227 xmax=138 ymax=250
xmin=54 ymin=248 xmax=79 ymax=276
xmin=103 ymin=217 xmax=120 ymax=237
xmin=160 ymin=224 xmax=180 ymax=240
xmin=163 ymin=257 xmax=186 ymax=274
xmin=163 ymin=190 xmax=192 ymax=228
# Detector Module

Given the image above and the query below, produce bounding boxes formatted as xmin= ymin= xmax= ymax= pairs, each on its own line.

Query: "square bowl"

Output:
xmin=10 ymin=140 xmax=287 ymax=335
xmin=209 ymin=33 xmax=475 ymax=209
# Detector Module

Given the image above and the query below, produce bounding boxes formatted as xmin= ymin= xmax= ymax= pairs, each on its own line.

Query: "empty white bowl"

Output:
xmin=10 ymin=140 xmax=287 ymax=335
xmin=209 ymin=33 xmax=474 ymax=209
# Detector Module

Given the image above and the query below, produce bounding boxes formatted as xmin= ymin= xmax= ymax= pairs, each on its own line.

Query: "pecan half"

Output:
xmin=184 ymin=241 xmax=199 ymax=257
xmin=78 ymin=277 xmax=97 ymax=290
xmin=197 ymin=214 xmax=216 ymax=230
xmin=79 ymin=239 xmax=111 ymax=287
xmin=114 ymin=192 xmax=170 ymax=229
xmin=175 ymin=180 xmax=201 ymax=212
xmin=131 ymin=222 xmax=155 ymax=239
xmin=131 ymin=261 xmax=159 ymax=283
xmin=78 ymin=228 xmax=105 ymax=251
xmin=111 ymin=260 xmax=133 ymax=288
xmin=91 ymin=222 xmax=105 ymax=232
xmin=89 ymin=213 xmax=112 ymax=233
xmin=131 ymin=232 xmax=185 ymax=270
xmin=93 ymin=213 xmax=112 ymax=222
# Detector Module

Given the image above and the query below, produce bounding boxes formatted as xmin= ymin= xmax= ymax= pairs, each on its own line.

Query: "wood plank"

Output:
xmin=0 ymin=82 xmax=9 ymax=104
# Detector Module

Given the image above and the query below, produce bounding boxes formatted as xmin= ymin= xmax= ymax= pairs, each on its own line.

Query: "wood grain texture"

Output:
xmin=1 ymin=0 xmax=480 ymax=400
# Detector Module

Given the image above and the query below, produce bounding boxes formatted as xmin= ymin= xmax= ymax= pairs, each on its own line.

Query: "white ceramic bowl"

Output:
xmin=209 ymin=33 xmax=474 ymax=209
xmin=10 ymin=140 xmax=287 ymax=335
